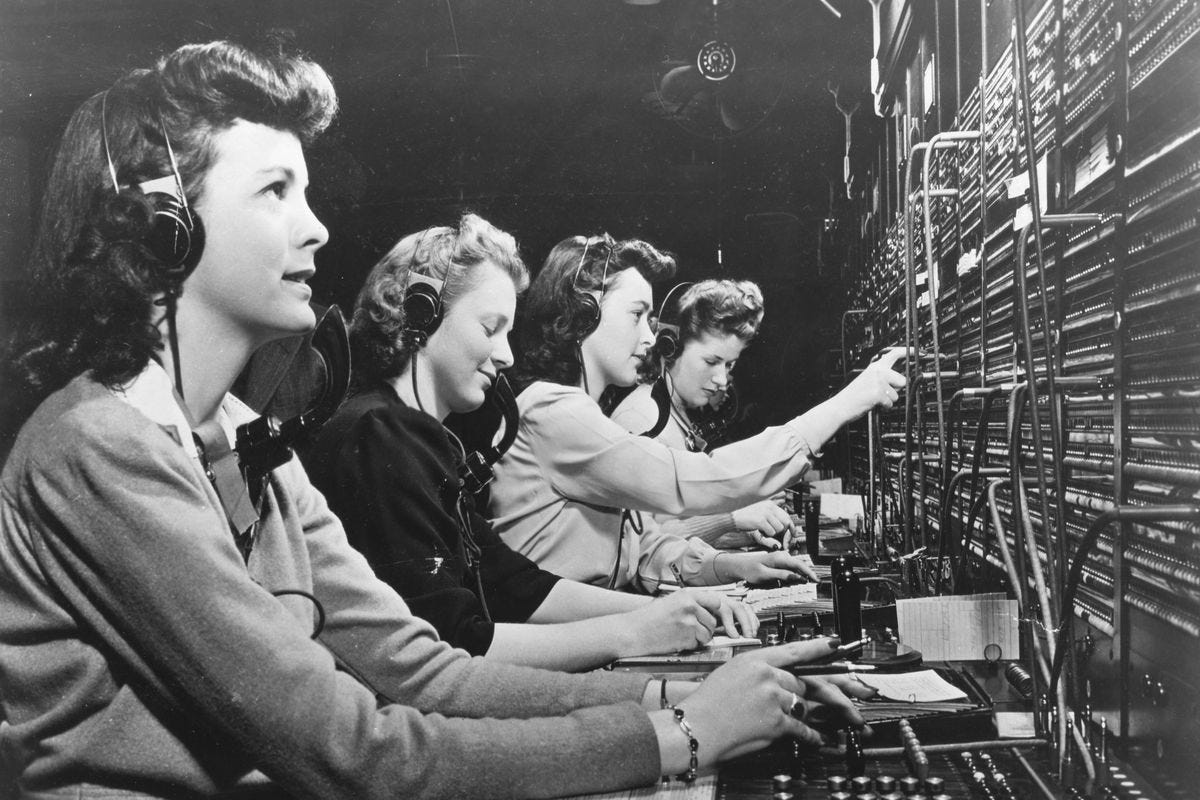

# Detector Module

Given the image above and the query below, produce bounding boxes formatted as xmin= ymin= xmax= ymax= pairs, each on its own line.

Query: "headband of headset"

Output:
xmin=652 ymin=281 xmax=694 ymax=362
xmin=569 ymin=235 xmax=615 ymax=340
xmin=101 ymin=90 xmax=204 ymax=284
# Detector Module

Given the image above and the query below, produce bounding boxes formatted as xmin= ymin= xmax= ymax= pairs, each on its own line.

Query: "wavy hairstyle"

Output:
xmin=4 ymin=41 xmax=337 ymax=434
xmin=512 ymin=235 xmax=676 ymax=390
xmin=349 ymin=213 xmax=528 ymax=387
xmin=671 ymin=279 xmax=764 ymax=357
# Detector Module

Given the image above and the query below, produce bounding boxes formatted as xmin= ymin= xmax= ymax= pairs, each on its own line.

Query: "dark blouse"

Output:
xmin=303 ymin=384 xmax=561 ymax=655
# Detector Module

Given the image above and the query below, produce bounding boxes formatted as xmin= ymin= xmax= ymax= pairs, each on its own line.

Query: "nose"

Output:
xmin=298 ymin=199 xmax=330 ymax=251
xmin=493 ymin=333 xmax=515 ymax=371
xmin=637 ymin=315 xmax=655 ymax=348
xmin=712 ymin=365 xmax=731 ymax=389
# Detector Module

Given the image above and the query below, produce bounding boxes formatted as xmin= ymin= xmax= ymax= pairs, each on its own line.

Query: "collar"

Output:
xmin=112 ymin=360 xmax=237 ymax=457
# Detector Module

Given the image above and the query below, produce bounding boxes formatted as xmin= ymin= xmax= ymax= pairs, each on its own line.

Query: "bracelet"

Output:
xmin=670 ymin=706 xmax=699 ymax=783
xmin=660 ymin=679 xmax=670 ymax=710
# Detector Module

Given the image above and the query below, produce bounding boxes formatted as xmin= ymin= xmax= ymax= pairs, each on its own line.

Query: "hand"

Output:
xmin=834 ymin=346 xmax=909 ymax=420
xmin=623 ymin=590 xmax=718 ymax=655
xmin=715 ymin=550 xmax=819 ymax=584
xmin=624 ymin=589 xmax=759 ymax=655
xmin=675 ymin=645 xmax=869 ymax=767
xmin=731 ymin=500 xmax=794 ymax=550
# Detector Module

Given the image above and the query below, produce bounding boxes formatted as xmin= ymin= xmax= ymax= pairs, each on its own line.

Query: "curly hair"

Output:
xmin=673 ymin=279 xmax=765 ymax=352
xmin=349 ymin=213 xmax=528 ymax=387
xmin=512 ymin=235 xmax=677 ymax=390
xmin=5 ymin=41 xmax=338 ymax=433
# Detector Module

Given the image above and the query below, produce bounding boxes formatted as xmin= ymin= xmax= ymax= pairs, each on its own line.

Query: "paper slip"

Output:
xmin=658 ymin=581 xmax=746 ymax=596
xmin=996 ymin=711 xmax=1038 ymax=738
xmin=569 ymin=772 xmax=716 ymax=800
xmin=708 ymin=634 xmax=763 ymax=648
xmin=816 ymin=493 xmax=865 ymax=521
xmin=809 ymin=477 xmax=843 ymax=494
xmin=857 ymin=669 xmax=969 ymax=703
xmin=896 ymin=593 xmax=1020 ymax=661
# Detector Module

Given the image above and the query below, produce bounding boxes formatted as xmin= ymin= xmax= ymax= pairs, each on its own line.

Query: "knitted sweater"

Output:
xmin=0 ymin=365 xmax=658 ymax=799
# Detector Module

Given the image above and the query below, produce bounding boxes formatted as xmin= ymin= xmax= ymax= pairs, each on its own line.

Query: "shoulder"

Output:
xmin=3 ymin=374 xmax=191 ymax=495
xmin=608 ymin=383 xmax=658 ymax=433
xmin=517 ymin=381 xmax=589 ymax=415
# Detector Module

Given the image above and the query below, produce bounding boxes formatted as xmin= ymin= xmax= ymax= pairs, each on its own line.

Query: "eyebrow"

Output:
xmin=255 ymin=166 xmax=299 ymax=183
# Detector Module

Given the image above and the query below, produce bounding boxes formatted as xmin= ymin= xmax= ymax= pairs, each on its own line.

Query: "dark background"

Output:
xmin=0 ymin=0 xmax=878 ymax=421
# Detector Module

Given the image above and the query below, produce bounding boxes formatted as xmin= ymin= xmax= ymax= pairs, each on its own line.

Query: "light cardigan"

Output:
xmin=489 ymin=381 xmax=819 ymax=592
xmin=0 ymin=364 xmax=658 ymax=800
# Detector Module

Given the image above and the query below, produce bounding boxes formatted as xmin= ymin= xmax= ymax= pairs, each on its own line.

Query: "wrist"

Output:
xmin=713 ymin=551 xmax=727 ymax=583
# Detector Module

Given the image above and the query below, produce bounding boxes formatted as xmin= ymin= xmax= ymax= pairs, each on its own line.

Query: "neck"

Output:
xmin=160 ymin=299 xmax=260 ymax=425
xmin=578 ymin=346 xmax=605 ymax=402
xmin=392 ymin=350 xmax=449 ymax=420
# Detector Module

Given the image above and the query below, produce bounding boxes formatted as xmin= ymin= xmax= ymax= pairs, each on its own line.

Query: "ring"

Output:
xmin=789 ymin=692 xmax=800 ymax=713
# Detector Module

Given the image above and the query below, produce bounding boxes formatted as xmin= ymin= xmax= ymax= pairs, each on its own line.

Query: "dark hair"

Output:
xmin=512 ymin=235 xmax=676 ymax=389
xmin=672 ymin=279 xmax=764 ymax=358
xmin=349 ymin=213 xmax=528 ymax=386
xmin=5 ymin=41 xmax=337 ymax=432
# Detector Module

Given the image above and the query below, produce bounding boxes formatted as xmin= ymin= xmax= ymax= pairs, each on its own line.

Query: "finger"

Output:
xmin=823 ymin=674 xmax=879 ymax=700
xmin=785 ymin=717 xmax=825 ymax=747
xmin=748 ymin=638 xmax=841 ymax=669
xmin=716 ymin=600 xmax=738 ymax=636
xmin=691 ymin=602 xmax=719 ymax=633
xmin=732 ymin=600 xmax=759 ymax=635
xmin=755 ymin=531 xmax=781 ymax=550
xmin=693 ymin=618 xmax=714 ymax=646
xmin=771 ymin=554 xmax=817 ymax=581
xmin=877 ymin=346 xmax=910 ymax=368
xmin=798 ymin=677 xmax=867 ymax=729
xmin=755 ymin=566 xmax=799 ymax=583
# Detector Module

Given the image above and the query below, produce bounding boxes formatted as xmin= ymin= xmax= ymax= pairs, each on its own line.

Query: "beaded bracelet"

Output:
xmin=670 ymin=706 xmax=699 ymax=783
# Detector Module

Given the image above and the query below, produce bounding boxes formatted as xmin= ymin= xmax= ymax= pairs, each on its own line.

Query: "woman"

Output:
xmin=0 ymin=42 xmax=863 ymax=799
xmin=303 ymin=214 xmax=762 ymax=672
xmin=490 ymin=235 xmax=907 ymax=592
xmin=611 ymin=279 xmax=796 ymax=551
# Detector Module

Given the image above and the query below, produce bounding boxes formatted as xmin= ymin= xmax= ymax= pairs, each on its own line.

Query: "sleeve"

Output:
xmin=23 ymin=406 xmax=659 ymax=800
xmin=472 ymin=506 xmax=562 ymax=626
xmin=657 ymin=513 xmax=737 ymax=544
xmin=524 ymin=385 xmax=817 ymax=516
xmin=630 ymin=514 xmax=721 ymax=592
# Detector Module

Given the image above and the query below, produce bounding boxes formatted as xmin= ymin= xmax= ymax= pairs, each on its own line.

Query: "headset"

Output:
xmin=401 ymin=229 xmax=451 ymax=346
xmin=403 ymin=273 xmax=445 ymax=346
xmin=652 ymin=281 xmax=694 ymax=362
xmin=101 ymin=90 xmax=204 ymax=285
xmin=569 ymin=234 xmax=615 ymax=340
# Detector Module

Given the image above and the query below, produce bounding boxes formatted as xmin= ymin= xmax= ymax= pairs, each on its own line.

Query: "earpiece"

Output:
xmin=100 ymin=91 xmax=203 ymax=286
xmin=402 ymin=273 xmax=445 ymax=346
xmin=653 ymin=282 xmax=693 ymax=362
xmin=569 ymin=235 xmax=614 ymax=340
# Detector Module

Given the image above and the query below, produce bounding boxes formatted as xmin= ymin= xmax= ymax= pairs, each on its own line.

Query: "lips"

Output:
xmin=282 ymin=267 xmax=316 ymax=284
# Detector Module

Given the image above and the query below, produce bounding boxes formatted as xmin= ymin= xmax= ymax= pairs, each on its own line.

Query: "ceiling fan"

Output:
xmin=645 ymin=0 xmax=825 ymax=139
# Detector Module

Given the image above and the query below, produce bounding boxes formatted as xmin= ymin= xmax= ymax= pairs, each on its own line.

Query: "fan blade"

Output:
xmin=660 ymin=64 xmax=704 ymax=106
xmin=716 ymin=91 xmax=744 ymax=131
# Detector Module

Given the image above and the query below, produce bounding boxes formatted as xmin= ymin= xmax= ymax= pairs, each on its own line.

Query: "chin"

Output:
xmin=450 ymin=390 xmax=487 ymax=415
